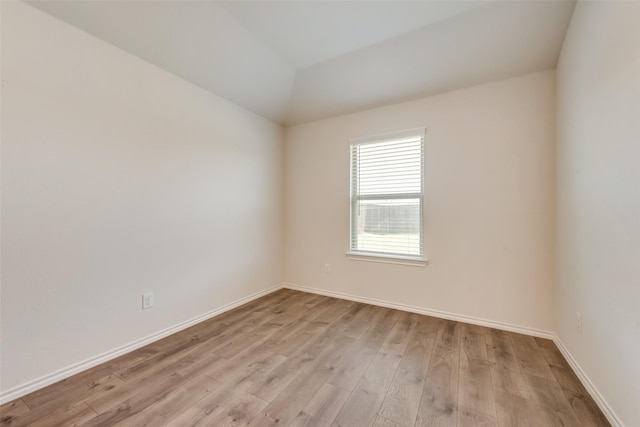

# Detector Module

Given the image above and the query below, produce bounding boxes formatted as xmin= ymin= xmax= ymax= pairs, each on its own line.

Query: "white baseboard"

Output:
xmin=282 ymin=283 xmax=555 ymax=339
xmin=552 ymin=334 xmax=624 ymax=427
xmin=3 ymin=282 xmax=623 ymax=427
xmin=0 ymin=284 xmax=284 ymax=405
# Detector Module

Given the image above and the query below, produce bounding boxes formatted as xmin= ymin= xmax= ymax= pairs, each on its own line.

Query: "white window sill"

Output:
xmin=346 ymin=251 xmax=428 ymax=267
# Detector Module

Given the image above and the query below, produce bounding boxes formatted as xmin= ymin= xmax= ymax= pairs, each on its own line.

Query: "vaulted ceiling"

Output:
xmin=28 ymin=0 xmax=575 ymax=125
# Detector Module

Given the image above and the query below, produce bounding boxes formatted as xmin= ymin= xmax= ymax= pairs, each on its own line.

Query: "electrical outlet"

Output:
xmin=142 ymin=292 xmax=154 ymax=310
xmin=324 ymin=263 xmax=331 ymax=274
xmin=576 ymin=312 xmax=582 ymax=335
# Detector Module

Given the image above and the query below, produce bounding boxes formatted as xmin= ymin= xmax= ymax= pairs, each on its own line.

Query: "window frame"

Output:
xmin=347 ymin=127 xmax=427 ymax=265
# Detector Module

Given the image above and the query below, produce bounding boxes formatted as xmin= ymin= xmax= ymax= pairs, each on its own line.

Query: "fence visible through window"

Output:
xmin=349 ymin=128 xmax=424 ymax=258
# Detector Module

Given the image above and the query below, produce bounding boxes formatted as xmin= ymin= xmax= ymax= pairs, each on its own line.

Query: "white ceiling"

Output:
xmin=217 ymin=1 xmax=490 ymax=69
xmin=28 ymin=0 xmax=575 ymax=126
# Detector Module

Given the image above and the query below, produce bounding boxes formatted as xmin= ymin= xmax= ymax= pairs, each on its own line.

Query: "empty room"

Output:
xmin=1 ymin=0 xmax=638 ymax=426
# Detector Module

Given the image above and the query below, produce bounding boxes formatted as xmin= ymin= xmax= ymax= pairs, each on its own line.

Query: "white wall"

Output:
xmin=556 ymin=2 xmax=640 ymax=426
xmin=285 ymin=70 xmax=556 ymax=333
xmin=0 ymin=2 xmax=283 ymax=395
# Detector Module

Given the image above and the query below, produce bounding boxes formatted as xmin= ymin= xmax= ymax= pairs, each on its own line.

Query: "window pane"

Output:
xmin=350 ymin=130 xmax=424 ymax=258
xmin=353 ymin=198 xmax=421 ymax=256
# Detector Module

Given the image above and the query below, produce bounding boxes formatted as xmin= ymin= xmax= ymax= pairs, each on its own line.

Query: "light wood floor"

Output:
xmin=1 ymin=289 xmax=609 ymax=426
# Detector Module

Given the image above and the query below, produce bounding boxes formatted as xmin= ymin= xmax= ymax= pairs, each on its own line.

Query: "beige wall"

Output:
xmin=1 ymin=2 xmax=283 ymax=394
xmin=285 ymin=70 xmax=556 ymax=333
xmin=556 ymin=2 xmax=640 ymax=425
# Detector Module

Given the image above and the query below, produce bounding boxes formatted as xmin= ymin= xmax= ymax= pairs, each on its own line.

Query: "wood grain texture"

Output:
xmin=0 ymin=289 xmax=609 ymax=427
xmin=378 ymin=330 xmax=435 ymax=426
xmin=332 ymin=351 xmax=403 ymax=427
xmin=485 ymin=329 xmax=519 ymax=372
xmin=0 ymin=399 xmax=30 ymax=425
xmin=494 ymin=389 xmax=541 ymax=427
xmin=372 ymin=415 xmax=405 ymax=427
xmin=489 ymin=363 xmax=530 ymax=398
xmin=415 ymin=320 xmax=461 ymax=427
xmin=458 ymin=323 xmax=496 ymax=422
xmin=524 ymin=373 xmax=583 ymax=426
xmin=193 ymin=390 xmax=267 ymax=427
xmin=509 ymin=333 xmax=556 ymax=380
xmin=164 ymin=382 xmax=246 ymax=427
xmin=111 ymin=375 xmax=219 ymax=426
xmin=289 ymin=383 xmax=350 ymax=427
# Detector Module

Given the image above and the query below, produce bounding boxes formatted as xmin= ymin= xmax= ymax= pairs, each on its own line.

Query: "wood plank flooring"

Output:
xmin=0 ymin=289 xmax=610 ymax=426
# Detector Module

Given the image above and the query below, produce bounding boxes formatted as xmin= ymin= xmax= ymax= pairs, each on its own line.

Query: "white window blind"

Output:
xmin=350 ymin=128 xmax=424 ymax=258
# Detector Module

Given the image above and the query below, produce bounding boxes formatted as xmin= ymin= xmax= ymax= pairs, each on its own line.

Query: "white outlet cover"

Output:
xmin=142 ymin=292 xmax=154 ymax=310
xmin=576 ymin=312 xmax=582 ymax=334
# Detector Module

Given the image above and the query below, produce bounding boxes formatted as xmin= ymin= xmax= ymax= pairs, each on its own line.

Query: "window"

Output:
xmin=349 ymin=128 xmax=425 ymax=262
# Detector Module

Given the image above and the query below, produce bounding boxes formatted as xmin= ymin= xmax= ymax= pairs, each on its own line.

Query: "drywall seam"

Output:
xmin=0 ymin=284 xmax=284 ymax=404
xmin=282 ymin=283 xmax=554 ymax=339
xmin=553 ymin=334 xmax=624 ymax=427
